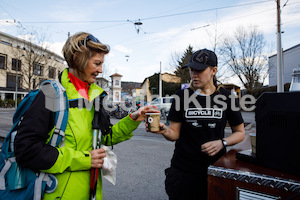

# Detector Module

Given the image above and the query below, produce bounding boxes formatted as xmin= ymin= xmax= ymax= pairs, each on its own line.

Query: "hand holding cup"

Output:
xmin=146 ymin=113 xmax=161 ymax=132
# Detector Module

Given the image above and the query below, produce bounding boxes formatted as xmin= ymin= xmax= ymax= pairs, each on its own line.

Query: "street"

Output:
xmin=0 ymin=109 xmax=254 ymax=199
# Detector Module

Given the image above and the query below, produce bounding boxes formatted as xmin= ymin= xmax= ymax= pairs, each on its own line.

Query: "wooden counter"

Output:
xmin=207 ymin=149 xmax=300 ymax=200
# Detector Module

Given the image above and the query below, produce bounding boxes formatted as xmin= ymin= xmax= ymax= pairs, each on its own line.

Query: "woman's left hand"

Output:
xmin=130 ymin=105 xmax=159 ymax=121
xmin=201 ymin=139 xmax=224 ymax=156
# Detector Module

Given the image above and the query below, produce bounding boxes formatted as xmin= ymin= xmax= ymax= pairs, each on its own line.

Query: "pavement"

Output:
xmin=0 ymin=109 xmax=256 ymax=200
xmin=103 ymin=111 xmax=256 ymax=199
xmin=0 ymin=109 xmax=256 ymax=152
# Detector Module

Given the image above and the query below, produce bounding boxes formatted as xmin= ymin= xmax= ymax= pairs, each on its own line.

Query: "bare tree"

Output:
xmin=219 ymin=25 xmax=268 ymax=93
xmin=7 ymin=29 xmax=56 ymax=90
xmin=101 ymin=63 xmax=111 ymax=80
xmin=97 ymin=63 xmax=111 ymax=88
xmin=204 ymin=21 xmax=226 ymax=84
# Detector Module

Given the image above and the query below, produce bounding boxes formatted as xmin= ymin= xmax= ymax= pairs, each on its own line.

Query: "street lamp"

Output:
xmin=15 ymin=55 xmax=24 ymax=109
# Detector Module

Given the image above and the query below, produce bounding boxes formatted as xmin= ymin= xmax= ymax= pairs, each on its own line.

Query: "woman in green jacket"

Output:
xmin=14 ymin=32 xmax=157 ymax=200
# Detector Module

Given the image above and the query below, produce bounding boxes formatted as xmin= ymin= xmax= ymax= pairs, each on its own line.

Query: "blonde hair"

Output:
xmin=62 ymin=32 xmax=110 ymax=73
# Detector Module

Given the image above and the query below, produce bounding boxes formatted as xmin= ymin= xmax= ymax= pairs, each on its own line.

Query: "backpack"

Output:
xmin=0 ymin=80 xmax=69 ymax=200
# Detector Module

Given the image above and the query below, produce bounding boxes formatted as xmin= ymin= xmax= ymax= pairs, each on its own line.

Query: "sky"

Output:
xmin=0 ymin=0 xmax=300 ymax=87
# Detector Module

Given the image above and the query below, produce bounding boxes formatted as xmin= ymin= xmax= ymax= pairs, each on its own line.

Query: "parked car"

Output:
xmin=150 ymin=97 xmax=174 ymax=112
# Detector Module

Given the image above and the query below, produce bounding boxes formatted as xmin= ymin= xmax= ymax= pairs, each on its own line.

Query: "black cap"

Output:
xmin=183 ymin=49 xmax=217 ymax=70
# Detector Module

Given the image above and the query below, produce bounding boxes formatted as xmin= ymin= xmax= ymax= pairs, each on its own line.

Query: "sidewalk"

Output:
xmin=0 ymin=108 xmax=16 ymax=111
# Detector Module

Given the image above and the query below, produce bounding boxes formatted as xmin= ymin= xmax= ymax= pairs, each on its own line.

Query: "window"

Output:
xmin=12 ymin=58 xmax=21 ymax=71
xmin=0 ymin=54 xmax=7 ymax=69
xmin=115 ymin=80 xmax=119 ymax=86
xmin=1 ymin=41 xmax=11 ymax=46
xmin=33 ymin=62 xmax=43 ymax=76
xmin=48 ymin=66 xmax=56 ymax=78
xmin=6 ymin=74 xmax=21 ymax=88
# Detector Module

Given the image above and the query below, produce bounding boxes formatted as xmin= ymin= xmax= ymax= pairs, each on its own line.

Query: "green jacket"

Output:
xmin=42 ymin=69 xmax=141 ymax=200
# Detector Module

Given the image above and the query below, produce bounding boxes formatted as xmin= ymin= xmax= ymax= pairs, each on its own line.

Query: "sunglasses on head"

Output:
xmin=86 ymin=34 xmax=100 ymax=43
xmin=79 ymin=34 xmax=110 ymax=51
xmin=79 ymin=34 xmax=101 ymax=46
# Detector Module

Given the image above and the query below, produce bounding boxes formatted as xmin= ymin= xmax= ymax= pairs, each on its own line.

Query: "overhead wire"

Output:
xmin=139 ymin=0 xmax=274 ymax=21
xmin=21 ymin=20 xmax=127 ymax=24
xmin=283 ymin=0 xmax=290 ymax=7
xmin=144 ymin=0 xmax=202 ymax=19
xmin=10 ymin=0 xmax=276 ymax=39
xmin=191 ymin=8 xmax=275 ymax=31
xmin=2 ymin=0 xmax=299 ymax=49
xmin=118 ymin=0 xmax=299 ymax=48
xmin=15 ymin=0 xmax=274 ymax=25
xmin=0 ymin=3 xmax=15 ymax=20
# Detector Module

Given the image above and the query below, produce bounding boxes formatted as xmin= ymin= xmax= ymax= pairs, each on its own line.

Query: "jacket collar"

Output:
xmin=60 ymin=68 xmax=104 ymax=102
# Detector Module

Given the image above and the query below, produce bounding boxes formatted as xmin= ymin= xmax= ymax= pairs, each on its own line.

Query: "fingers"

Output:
xmin=141 ymin=105 xmax=159 ymax=114
xmin=146 ymin=122 xmax=166 ymax=134
xmin=90 ymin=148 xmax=106 ymax=168
xmin=201 ymin=140 xmax=222 ymax=156
xmin=159 ymin=122 xmax=166 ymax=129
xmin=133 ymin=105 xmax=160 ymax=121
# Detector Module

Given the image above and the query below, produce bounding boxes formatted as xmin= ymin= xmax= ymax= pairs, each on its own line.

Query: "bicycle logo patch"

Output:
xmin=185 ymin=108 xmax=222 ymax=119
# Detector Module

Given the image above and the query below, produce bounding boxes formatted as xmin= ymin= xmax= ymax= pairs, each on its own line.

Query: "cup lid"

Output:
xmin=146 ymin=113 xmax=161 ymax=115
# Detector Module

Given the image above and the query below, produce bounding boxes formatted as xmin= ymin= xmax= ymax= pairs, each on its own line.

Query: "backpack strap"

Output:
xmin=40 ymin=80 xmax=69 ymax=148
xmin=0 ymin=158 xmax=14 ymax=190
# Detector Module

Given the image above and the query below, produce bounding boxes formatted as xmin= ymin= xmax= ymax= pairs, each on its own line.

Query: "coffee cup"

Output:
xmin=146 ymin=113 xmax=161 ymax=132
xmin=249 ymin=133 xmax=256 ymax=154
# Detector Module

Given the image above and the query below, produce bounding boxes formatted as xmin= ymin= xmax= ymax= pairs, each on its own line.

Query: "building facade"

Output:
xmin=269 ymin=44 xmax=300 ymax=86
xmin=141 ymin=72 xmax=181 ymax=103
xmin=95 ymin=76 xmax=110 ymax=94
xmin=110 ymin=73 xmax=122 ymax=103
xmin=0 ymin=31 xmax=66 ymax=101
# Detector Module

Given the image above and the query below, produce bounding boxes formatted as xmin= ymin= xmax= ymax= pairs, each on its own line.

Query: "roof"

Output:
xmin=269 ymin=43 xmax=300 ymax=58
xmin=110 ymin=73 xmax=123 ymax=77
xmin=141 ymin=72 xmax=180 ymax=86
xmin=141 ymin=77 xmax=148 ymax=86
xmin=121 ymin=81 xmax=142 ymax=90
xmin=162 ymin=72 xmax=177 ymax=77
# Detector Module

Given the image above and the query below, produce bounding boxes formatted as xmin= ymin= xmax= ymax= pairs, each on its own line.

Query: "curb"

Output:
xmin=0 ymin=108 xmax=16 ymax=111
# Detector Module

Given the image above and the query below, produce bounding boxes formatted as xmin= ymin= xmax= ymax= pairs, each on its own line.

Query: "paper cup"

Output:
xmin=146 ymin=113 xmax=161 ymax=132
xmin=249 ymin=133 xmax=256 ymax=154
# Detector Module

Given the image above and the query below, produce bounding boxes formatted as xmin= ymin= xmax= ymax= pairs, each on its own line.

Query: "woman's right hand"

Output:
xmin=146 ymin=121 xmax=181 ymax=141
xmin=90 ymin=148 xmax=106 ymax=168
xmin=146 ymin=122 xmax=167 ymax=134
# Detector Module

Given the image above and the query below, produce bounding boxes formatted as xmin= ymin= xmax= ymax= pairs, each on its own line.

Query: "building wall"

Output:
xmin=95 ymin=77 xmax=109 ymax=88
xmin=112 ymin=76 xmax=121 ymax=88
xmin=141 ymin=78 xmax=151 ymax=102
xmin=269 ymin=44 xmax=300 ymax=86
xmin=0 ymin=41 xmax=11 ymax=88
xmin=0 ymin=31 xmax=66 ymax=92
xmin=111 ymin=75 xmax=122 ymax=103
xmin=132 ymin=88 xmax=143 ymax=101
xmin=162 ymin=73 xmax=181 ymax=83
xmin=0 ymin=31 xmax=66 ymax=102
